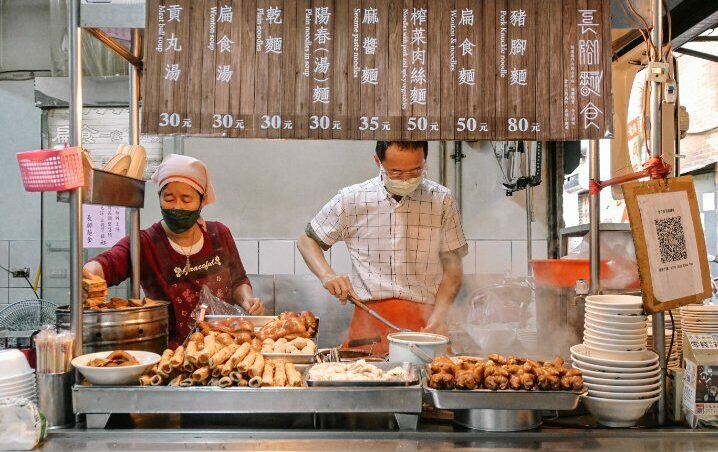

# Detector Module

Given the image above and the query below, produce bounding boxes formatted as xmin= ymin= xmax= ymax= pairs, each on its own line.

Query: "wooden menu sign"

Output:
xmin=623 ymin=176 xmax=713 ymax=314
xmin=142 ymin=0 xmax=612 ymax=140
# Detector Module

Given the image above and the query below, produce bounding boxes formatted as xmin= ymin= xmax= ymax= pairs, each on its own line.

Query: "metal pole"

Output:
xmin=526 ymin=142 xmax=533 ymax=275
xmin=673 ymin=56 xmax=681 ymax=176
xmin=588 ymin=140 xmax=601 ymax=294
xmin=649 ymin=0 xmax=667 ymax=426
xmin=128 ymin=28 xmax=142 ymax=299
xmin=68 ymin=0 xmax=83 ymax=356
xmin=453 ymin=141 xmax=464 ymax=213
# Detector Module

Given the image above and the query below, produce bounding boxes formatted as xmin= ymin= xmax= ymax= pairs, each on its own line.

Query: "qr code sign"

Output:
xmin=655 ymin=216 xmax=688 ymax=263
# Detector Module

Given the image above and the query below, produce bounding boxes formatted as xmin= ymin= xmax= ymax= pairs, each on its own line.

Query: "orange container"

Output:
xmin=529 ymin=259 xmax=613 ymax=288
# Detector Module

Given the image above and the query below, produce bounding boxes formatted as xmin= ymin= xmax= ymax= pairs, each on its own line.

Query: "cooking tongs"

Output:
xmin=347 ymin=295 xmax=413 ymax=333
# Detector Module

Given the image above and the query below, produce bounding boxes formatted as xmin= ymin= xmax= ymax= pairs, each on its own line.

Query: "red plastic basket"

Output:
xmin=16 ymin=147 xmax=85 ymax=192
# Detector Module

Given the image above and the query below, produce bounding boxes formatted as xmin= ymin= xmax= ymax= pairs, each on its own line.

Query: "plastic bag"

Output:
xmin=0 ymin=397 xmax=47 ymax=450
xmin=188 ymin=285 xmax=246 ymax=331
xmin=565 ymin=231 xmax=640 ymax=290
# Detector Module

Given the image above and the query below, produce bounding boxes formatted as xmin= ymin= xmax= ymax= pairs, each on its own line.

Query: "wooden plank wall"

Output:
xmin=141 ymin=0 xmax=612 ymax=141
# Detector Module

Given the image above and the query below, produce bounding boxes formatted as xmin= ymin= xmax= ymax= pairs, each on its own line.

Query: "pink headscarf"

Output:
xmin=150 ymin=154 xmax=216 ymax=205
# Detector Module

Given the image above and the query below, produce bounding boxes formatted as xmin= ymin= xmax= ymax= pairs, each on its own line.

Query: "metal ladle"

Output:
xmin=347 ymin=295 xmax=413 ymax=333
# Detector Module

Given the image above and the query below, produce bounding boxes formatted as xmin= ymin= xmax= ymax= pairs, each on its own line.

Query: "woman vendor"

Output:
xmin=83 ymin=154 xmax=264 ymax=346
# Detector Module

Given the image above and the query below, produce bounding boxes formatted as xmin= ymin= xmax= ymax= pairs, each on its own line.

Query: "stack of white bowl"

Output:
xmin=583 ymin=295 xmax=647 ymax=353
xmin=574 ymin=295 xmax=660 ymax=427
xmin=680 ymin=304 xmax=718 ymax=336
xmin=0 ymin=349 xmax=36 ymax=403
xmin=647 ymin=326 xmax=680 ymax=369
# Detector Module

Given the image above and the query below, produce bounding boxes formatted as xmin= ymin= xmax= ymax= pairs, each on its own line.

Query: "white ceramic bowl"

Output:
xmin=585 ymin=318 xmax=646 ymax=332
xmin=585 ymin=322 xmax=646 ymax=337
xmin=0 ymin=349 xmax=31 ymax=378
xmin=72 ymin=351 xmax=161 ymax=386
xmin=585 ymin=305 xmax=644 ymax=316
xmin=0 ymin=373 xmax=35 ymax=389
xmin=580 ymin=344 xmax=652 ymax=360
xmin=578 ymin=369 xmax=661 ymax=383
xmin=0 ymin=379 xmax=35 ymax=392
xmin=584 ymin=339 xmax=645 ymax=352
xmin=583 ymin=381 xmax=661 ymax=393
xmin=584 ymin=332 xmax=646 ymax=346
xmin=584 ymin=328 xmax=646 ymax=342
xmin=571 ymin=356 xmax=659 ymax=374
xmin=588 ymin=387 xmax=662 ymax=400
xmin=681 ymin=304 xmax=718 ymax=312
xmin=583 ymin=395 xmax=659 ymax=427
xmin=0 ymin=386 xmax=36 ymax=398
xmin=586 ymin=312 xmax=647 ymax=324
xmin=570 ymin=344 xmax=658 ymax=367
xmin=0 ymin=370 xmax=34 ymax=385
xmin=585 ymin=295 xmax=643 ymax=308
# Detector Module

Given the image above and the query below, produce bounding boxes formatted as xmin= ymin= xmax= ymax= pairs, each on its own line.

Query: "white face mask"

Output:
xmin=380 ymin=165 xmax=424 ymax=197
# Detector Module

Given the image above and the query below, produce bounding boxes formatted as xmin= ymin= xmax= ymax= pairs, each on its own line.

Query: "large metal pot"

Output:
xmin=56 ymin=301 xmax=169 ymax=355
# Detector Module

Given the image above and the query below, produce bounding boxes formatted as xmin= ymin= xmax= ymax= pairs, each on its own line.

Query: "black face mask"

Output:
xmin=161 ymin=208 xmax=201 ymax=234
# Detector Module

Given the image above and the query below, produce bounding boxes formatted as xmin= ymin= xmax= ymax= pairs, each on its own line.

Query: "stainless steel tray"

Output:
xmin=205 ymin=315 xmax=319 ymax=363
xmin=72 ymin=383 xmax=422 ymax=429
xmin=424 ymin=383 xmax=586 ymax=411
xmin=305 ymin=362 xmax=419 ymax=387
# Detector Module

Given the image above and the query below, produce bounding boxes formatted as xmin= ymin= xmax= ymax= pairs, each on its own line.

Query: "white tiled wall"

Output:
xmin=231 ymin=238 xmax=549 ymax=278
xmin=0 ymin=288 xmax=7 ymax=304
xmin=9 ymin=240 xmax=40 ymax=288
xmin=0 ymin=241 xmax=8 ymax=288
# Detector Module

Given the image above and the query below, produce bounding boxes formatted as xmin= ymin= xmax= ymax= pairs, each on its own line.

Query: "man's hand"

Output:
xmin=422 ymin=308 xmax=449 ymax=335
xmin=241 ymin=297 xmax=265 ymax=315
xmin=321 ymin=274 xmax=360 ymax=304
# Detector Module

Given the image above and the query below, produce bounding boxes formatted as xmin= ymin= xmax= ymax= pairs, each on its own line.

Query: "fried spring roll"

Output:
xmin=250 ymin=338 xmax=262 ymax=352
xmin=237 ymin=377 xmax=249 ymax=387
xmin=197 ymin=335 xmax=219 ymax=364
xmin=216 ymin=333 xmax=235 ymax=346
xmin=237 ymin=350 xmax=257 ymax=373
xmin=184 ymin=341 xmax=199 ymax=369
xmin=192 ymin=366 xmax=210 ymax=383
xmin=209 ymin=377 xmax=222 ymax=386
xmin=139 ymin=375 xmax=153 ymax=386
xmin=212 ymin=367 xmax=224 ymax=378
xmin=230 ymin=370 xmax=243 ymax=383
xmin=248 ymin=353 xmax=265 ymax=378
xmin=273 ymin=359 xmax=287 ymax=387
xmin=169 ymin=345 xmax=185 ymax=368
xmin=248 ymin=376 xmax=263 ymax=388
xmin=188 ymin=332 xmax=204 ymax=345
xmin=229 ymin=342 xmax=252 ymax=367
xmin=150 ymin=374 xmax=164 ymax=386
xmin=219 ymin=361 xmax=234 ymax=377
xmin=285 ymin=362 xmax=302 ymax=387
xmin=180 ymin=377 xmax=194 ymax=387
xmin=261 ymin=361 xmax=275 ymax=387
xmin=168 ymin=374 xmax=185 ymax=386
xmin=209 ymin=343 xmax=239 ymax=369
xmin=157 ymin=349 xmax=174 ymax=377
xmin=218 ymin=376 xmax=233 ymax=388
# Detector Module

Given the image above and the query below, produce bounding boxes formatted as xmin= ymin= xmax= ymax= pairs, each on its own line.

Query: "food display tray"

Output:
xmin=305 ymin=362 xmax=419 ymax=387
xmin=424 ymin=383 xmax=586 ymax=411
xmin=205 ymin=315 xmax=319 ymax=364
xmin=72 ymin=383 xmax=422 ymax=430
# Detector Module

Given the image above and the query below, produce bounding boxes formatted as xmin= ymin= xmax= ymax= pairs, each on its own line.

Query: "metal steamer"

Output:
xmin=56 ymin=302 xmax=169 ymax=355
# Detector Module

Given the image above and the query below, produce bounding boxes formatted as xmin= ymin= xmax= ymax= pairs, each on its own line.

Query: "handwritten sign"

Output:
xmin=142 ymin=0 xmax=612 ymax=140
xmin=83 ymin=205 xmax=126 ymax=249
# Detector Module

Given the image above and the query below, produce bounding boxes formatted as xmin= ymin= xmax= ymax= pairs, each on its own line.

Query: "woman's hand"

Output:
xmin=241 ymin=297 xmax=265 ymax=315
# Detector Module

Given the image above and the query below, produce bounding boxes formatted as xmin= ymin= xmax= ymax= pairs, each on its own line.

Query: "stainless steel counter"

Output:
xmin=40 ymin=414 xmax=718 ymax=451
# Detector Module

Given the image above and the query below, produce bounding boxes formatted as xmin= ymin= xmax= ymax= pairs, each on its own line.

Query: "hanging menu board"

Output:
xmin=142 ymin=0 xmax=612 ymax=140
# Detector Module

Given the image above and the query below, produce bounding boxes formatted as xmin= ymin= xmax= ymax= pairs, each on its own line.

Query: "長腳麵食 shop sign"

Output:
xmin=142 ymin=0 xmax=612 ymax=141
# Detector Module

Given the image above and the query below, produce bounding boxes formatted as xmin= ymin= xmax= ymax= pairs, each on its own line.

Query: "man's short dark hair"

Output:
xmin=375 ymin=141 xmax=428 ymax=161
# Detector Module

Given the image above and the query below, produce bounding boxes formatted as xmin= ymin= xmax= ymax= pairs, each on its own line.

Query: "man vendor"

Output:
xmin=297 ymin=141 xmax=467 ymax=353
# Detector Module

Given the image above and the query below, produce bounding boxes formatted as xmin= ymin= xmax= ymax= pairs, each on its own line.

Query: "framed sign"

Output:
xmin=623 ymin=176 xmax=712 ymax=313
xmin=142 ymin=0 xmax=612 ymax=140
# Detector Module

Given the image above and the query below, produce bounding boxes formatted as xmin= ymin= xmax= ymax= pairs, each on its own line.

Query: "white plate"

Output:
xmin=579 ymin=370 xmax=661 ymax=384
xmin=585 ymin=320 xmax=646 ymax=335
xmin=585 ymin=318 xmax=646 ymax=330
xmin=584 ymin=340 xmax=646 ymax=353
xmin=588 ymin=387 xmax=662 ymax=400
xmin=585 ymin=327 xmax=647 ymax=341
xmin=681 ymin=304 xmax=718 ymax=312
xmin=585 ymin=295 xmax=643 ymax=308
xmin=586 ymin=312 xmax=647 ymax=324
xmin=570 ymin=344 xmax=658 ymax=367
xmin=584 ymin=381 xmax=661 ymax=393
xmin=584 ymin=395 xmax=659 ymax=428
xmin=584 ymin=333 xmax=645 ymax=346
xmin=0 ymin=387 xmax=36 ymax=398
xmin=571 ymin=356 xmax=659 ymax=374
xmin=72 ymin=351 xmax=161 ymax=386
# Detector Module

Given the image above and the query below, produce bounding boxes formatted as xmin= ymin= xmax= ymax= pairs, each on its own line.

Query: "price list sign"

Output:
xmin=143 ymin=0 xmax=611 ymax=141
